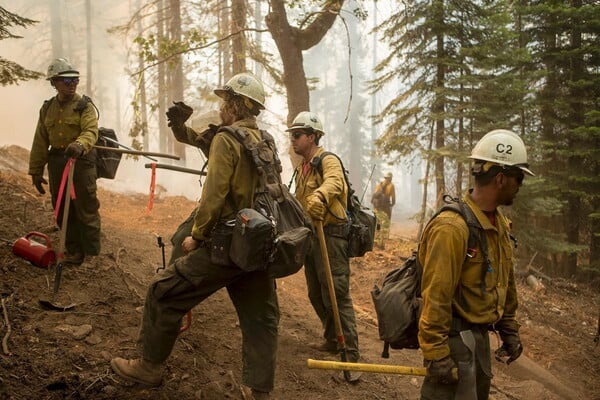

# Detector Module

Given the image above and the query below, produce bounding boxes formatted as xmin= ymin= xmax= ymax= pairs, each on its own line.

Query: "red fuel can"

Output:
xmin=12 ymin=232 xmax=56 ymax=268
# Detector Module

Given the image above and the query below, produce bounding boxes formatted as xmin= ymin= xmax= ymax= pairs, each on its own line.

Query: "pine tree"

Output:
xmin=0 ymin=6 xmax=43 ymax=85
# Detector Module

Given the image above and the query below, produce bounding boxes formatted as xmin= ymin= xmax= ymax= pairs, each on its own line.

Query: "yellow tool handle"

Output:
xmin=307 ymin=358 xmax=427 ymax=376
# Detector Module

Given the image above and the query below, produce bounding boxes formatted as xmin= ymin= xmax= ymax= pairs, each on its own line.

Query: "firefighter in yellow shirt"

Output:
xmin=371 ymin=172 xmax=395 ymax=248
xmin=28 ymin=58 xmax=100 ymax=265
xmin=111 ymin=73 xmax=278 ymax=399
xmin=418 ymin=129 xmax=533 ymax=400
xmin=288 ymin=112 xmax=361 ymax=380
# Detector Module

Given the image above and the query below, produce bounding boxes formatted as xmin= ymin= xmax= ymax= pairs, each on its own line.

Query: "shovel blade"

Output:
xmin=39 ymin=299 xmax=76 ymax=311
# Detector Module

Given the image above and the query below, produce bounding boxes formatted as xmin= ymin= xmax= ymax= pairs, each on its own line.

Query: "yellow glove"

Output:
xmin=306 ymin=193 xmax=326 ymax=221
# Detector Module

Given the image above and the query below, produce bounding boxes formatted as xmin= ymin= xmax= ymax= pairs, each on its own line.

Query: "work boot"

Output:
xmin=63 ymin=252 xmax=84 ymax=265
xmin=309 ymin=340 xmax=338 ymax=354
xmin=110 ymin=357 xmax=163 ymax=386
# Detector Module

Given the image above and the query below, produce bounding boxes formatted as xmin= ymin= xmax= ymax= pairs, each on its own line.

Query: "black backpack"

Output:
xmin=311 ymin=152 xmax=377 ymax=258
xmin=371 ymin=196 xmax=490 ymax=358
xmin=220 ymin=126 xmax=313 ymax=278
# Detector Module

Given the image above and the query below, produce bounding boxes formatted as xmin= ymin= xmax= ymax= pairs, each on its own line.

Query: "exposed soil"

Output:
xmin=0 ymin=145 xmax=598 ymax=400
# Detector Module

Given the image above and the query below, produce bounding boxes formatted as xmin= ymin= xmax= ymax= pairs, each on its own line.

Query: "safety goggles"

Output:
xmin=56 ymin=77 xmax=80 ymax=85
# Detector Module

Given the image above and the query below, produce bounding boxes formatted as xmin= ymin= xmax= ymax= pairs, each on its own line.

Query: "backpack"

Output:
xmin=220 ymin=126 xmax=313 ymax=278
xmin=42 ymin=95 xmax=122 ymax=179
xmin=370 ymin=195 xmax=490 ymax=358
xmin=311 ymin=152 xmax=377 ymax=258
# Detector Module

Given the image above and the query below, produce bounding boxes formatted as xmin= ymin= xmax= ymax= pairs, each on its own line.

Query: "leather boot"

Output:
xmin=241 ymin=385 xmax=270 ymax=399
xmin=309 ymin=340 xmax=338 ymax=354
xmin=63 ymin=252 xmax=84 ymax=265
xmin=110 ymin=357 xmax=163 ymax=386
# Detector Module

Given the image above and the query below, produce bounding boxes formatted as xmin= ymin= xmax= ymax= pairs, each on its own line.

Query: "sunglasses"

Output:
xmin=289 ymin=131 xmax=308 ymax=140
xmin=56 ymin=77 xmax=80 ymax=85
xmin=503 ymin=169 xmax=524 ymax=185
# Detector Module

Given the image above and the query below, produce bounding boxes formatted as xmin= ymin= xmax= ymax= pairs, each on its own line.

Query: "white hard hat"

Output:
xmin=214 ymin=72 xmax=265 ymax=109
xmin=46 ymin=58 xmax=79 ymax=80
xmin=470 ymin=129 xmax=534 ymax=176
xmin=286 ymin=111 xmax=324 ymax=135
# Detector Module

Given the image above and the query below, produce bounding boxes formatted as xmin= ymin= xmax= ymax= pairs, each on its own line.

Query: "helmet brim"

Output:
xmin=48 ymin=71 xmax=80 ymax=80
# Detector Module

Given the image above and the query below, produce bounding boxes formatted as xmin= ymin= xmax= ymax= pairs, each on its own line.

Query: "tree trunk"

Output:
xmin=433 ymin=0 xmax=446 ymax=204
xmin=85 ymin=0 xmax=93 ymax=96
xmin=169 ymin=0 xmax=186 ymax=161
xmin=136 ymin=0 xmax=149 ymax=152
xmin=219 ymin=1 xmax=231 ymax=82
xmin=231 ymin=0 xmax=247 ymax=74
xmin=157 ymin=0 xmax=168 ymax=154
xmin=50 ymin=0 xmax=63 ymax=59
xmin=418 ymin=124 xmax=435 ymax=239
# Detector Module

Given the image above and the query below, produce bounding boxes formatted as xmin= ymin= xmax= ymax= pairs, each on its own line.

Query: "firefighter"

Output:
xmin=110 ymin=73 xmax=279 ymax=399
xmin=371 ymin=172 xmax=395 ymax=248
xmin=418 ymin=129 xmax=533 ymax=399
xmin=288 ymin=111 xmax=361 ymax=380
xmin=28 ymin=58 xmax=100 ymax=265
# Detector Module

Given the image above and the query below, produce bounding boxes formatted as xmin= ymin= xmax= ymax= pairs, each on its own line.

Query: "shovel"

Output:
xmin=40 ymin=159 xmax=77 ymax=311
xmin=313 ymin=220 xmax=356 ymax=382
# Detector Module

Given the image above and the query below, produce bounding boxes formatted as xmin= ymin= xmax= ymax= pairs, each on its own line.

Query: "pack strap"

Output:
xmin=310 ymin=151 xmax=350 ymax=221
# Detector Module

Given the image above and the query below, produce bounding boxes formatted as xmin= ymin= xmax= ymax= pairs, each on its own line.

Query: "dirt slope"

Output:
xmin=0 ymin=145 xmax=598 ymax=400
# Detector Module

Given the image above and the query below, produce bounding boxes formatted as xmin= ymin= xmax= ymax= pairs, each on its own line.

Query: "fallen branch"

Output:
xmin=1 ymin=295 xmax=13 ymax=355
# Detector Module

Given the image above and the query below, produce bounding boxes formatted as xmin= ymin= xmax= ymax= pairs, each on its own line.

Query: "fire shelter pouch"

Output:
xmin=268 ymin=226 xmax=312 ymax=278
xmin=230 ymin=208 xmax=275 ymax=272
xmin=209 ymin=220 xmax=235 ymax=266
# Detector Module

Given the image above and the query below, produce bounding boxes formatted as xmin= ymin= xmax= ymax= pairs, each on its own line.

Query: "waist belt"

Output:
xmin=323 ymin=223 xmax=350 ymax=239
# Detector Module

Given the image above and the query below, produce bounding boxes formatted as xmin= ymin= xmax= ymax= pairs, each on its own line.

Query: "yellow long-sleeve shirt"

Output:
xmin=191 ymin=119 xmax=261 ymax=241
xmin=418 ymin=193 xmax=520 ymax=360
xmin=29 ymin=94 xmax=99 ymax=175
xmin=294 ymin=147 xmax=348 ymax=226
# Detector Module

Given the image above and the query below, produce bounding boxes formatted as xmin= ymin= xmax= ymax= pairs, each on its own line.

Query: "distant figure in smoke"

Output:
xmin=371 ymin=172 xmax=395 ymax=248
xmin=110 ymin=73 xmax=278 ymax=399
xmin=28 ymin=58 xmax=100 ymax=266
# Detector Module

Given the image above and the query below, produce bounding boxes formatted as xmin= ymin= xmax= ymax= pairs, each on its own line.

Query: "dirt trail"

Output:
xmin=0 ymin=145 xmax=599 ymax=400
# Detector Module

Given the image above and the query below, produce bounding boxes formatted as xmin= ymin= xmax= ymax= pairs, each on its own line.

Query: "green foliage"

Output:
xmin=0 ymin=6 xmax=43 ymax=85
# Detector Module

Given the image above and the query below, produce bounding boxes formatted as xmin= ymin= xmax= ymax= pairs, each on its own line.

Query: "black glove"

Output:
xmin=425 ymin=355 xmax=459 ymax=384
xmin=31 ymin=174 xmax=48 ymax=195
xmin=495 ymin=337 xmax=523 ymax=365
xmin=65 ymin=142 xmax=85 ymax=158
xmin=166 ymin=101 xmax=193 ymax=128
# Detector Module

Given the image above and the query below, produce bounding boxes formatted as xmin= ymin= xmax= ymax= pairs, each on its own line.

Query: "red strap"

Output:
xmin=146 ymin=163 xmax=157 ymax=213
xmin=54 ymin=158 xmax=77 ymax=224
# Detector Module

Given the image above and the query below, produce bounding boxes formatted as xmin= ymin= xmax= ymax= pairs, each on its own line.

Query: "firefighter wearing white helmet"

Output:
xmin=46 ymin=57 xmax=80 ymax=80
xmin=29 ymin=58 xmax=100 ymax=266
xmin=418 ymin=129 xmax=529 ymax=399
xmin=289 ymin=111 xmax=361 ymax=378
xmin=470 ymin=129 xmax=534 ymax=176
xmin=214 ymin=72 xmax=266 ymax=113
xmin=286 ymin=111 xmax=324 ymax=136
xmin=113 ymin=71 xmax=280 ymax=398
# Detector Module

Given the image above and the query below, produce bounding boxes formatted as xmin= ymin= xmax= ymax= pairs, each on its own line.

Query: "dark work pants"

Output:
xmin=304 ymin=233 xmax=359 ymax=362
xmin=421 ymin=326 xmax=492 ymax=400
xmin=48 ymin=152 xmax=101 ymax=256
xmin=139 ymin=244 xmax=280 ymax=392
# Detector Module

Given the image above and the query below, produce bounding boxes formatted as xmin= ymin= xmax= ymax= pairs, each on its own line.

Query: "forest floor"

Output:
xmin=0 ymin=144 xmax=599 ymax=400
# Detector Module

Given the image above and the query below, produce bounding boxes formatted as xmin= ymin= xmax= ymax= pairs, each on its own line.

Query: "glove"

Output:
xmin=495 ymin=336 xmax=523 ymax=365
xmin=425 ymin=355 xmax=459 ymax=385
xmin=166 ymin=101 xmax=193 ymax=128
xmin=31 ymin=174 xmax=48 ymax=195
xmin=65 ymin=142 xmax=85 ymax=158
xmin=306 ymin=193 xmax=326 ymax=221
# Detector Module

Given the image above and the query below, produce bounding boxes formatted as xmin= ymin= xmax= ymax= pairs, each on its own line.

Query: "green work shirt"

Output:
xmin=191 ymin=119 xmax=260 ymax=241
xmin=294 ymin=147 xmax=348 ymax=226
xmin=418 ymin=193 xmax=520 ymax=360
xmin=29 ymin=94 xmax=99 ymax=176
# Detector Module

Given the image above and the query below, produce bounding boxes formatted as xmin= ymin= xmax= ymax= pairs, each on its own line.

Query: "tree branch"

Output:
xmin=131 ymin=28 xmax=269 ymax=77
xmin=297 ymin=1 xmax=345 ymax=50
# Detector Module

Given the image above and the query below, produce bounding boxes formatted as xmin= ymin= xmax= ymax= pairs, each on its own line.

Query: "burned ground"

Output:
xmin=0 ymin=145 xmax=598 ymax=400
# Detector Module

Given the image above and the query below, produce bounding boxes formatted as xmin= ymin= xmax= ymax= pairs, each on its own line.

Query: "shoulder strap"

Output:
xmin=40 ymin=97 xmax=54 ymax=121
xmin=73 ymin=95 xmax=100 ymax=119
xmin=432 ymin=195 xmax=491 ymax=296
xmin=311 ymin=151 xmax=356 ymax=200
